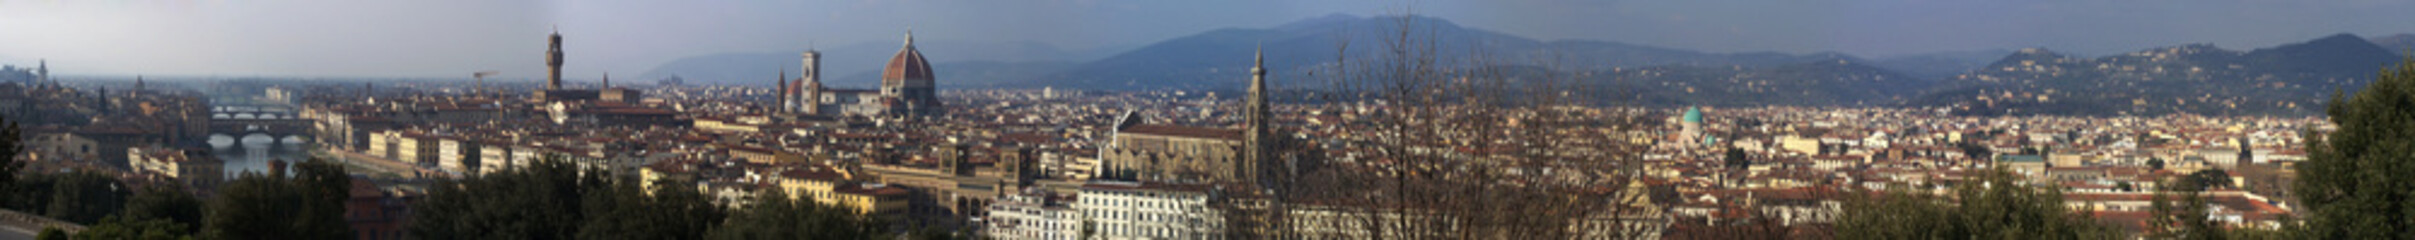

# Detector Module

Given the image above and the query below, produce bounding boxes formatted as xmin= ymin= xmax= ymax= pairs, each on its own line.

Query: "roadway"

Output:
xmin=0 ymin=225 xmax=35 ymax=240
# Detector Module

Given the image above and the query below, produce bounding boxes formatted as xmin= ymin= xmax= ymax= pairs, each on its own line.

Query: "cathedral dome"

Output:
xmin=1683 ymin=106 xmax=1703 ymax=124
xmin=882 ymin=33 xmax=935 ymax=84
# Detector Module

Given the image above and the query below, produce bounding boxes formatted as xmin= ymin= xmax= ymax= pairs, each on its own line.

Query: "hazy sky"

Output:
xmin=4 ymin=0 xmax=2413 ymax=79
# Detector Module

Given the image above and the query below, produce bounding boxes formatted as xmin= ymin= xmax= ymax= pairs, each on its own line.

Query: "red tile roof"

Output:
xmin=1120 ymin=124 xmax=1241 ymax=140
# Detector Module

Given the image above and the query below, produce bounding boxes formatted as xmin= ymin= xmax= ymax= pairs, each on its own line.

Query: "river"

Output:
xmin=204 ymin=134 xmax=313 ymax=177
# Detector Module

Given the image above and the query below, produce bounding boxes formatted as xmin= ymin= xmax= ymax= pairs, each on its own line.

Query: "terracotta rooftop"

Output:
xmin=1119 ymin=124 xmax=1241 ymax=140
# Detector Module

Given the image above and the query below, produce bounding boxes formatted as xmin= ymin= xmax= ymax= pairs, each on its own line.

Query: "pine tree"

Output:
xmin=705 ymin=190 xmax=888 ymax=240
xmin=408 ymin=156 xmax=594 ymax=239
xmin=0 ymin=118 xmax=22 ymax=207
xmin=200 ymin=158 xmax=351 ymax=239
xmin=117 ymin=185 xmax=203 ymax=234
xmin=73 ymin=216 xmax=191 ymax=240
xmin=43 ymin=171 xmax=129 ymax=224
xmin=411 ymin=155 xmax=730 ymax=239
xmin=1837 ymin=169 xmax=2120 ymax=239
xmin=2295 ymin=58 xmax=2415 ymax=239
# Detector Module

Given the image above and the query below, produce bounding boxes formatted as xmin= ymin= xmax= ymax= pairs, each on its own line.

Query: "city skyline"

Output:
xmin=8 ymin=2 xmax=2415 ymax=238
xmin=8 ymin=0 xmax=2415 ymax=79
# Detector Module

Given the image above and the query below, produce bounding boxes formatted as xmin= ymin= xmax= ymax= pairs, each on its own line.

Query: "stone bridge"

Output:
xmin=211 ymin=105 xmax=299 ymax=120
xmin=210 ymin=118 xmax=314 ymax=144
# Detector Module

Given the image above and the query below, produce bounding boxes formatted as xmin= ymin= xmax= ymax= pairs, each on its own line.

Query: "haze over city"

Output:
xmin=7 ymin=0 xmax=2415 ymax=78
xmin=10 ymin=1 xmax=2415 ymax=239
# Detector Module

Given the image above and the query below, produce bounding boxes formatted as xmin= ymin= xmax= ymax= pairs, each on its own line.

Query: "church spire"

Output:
xmin=778 ymin=69 xmax=790 ymax=113
xmin=1244 ymin=47 xmax=1272 ymax=184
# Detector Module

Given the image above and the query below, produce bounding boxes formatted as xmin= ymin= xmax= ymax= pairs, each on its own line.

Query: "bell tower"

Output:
xmin=778 ymin=70 xmax=790 ymax=113
xmin=802 ymin=48 xmax=823 ymax=115
xmin=1244 ymin=48 xmax=1271 ymax=184
xmin=546 ymin=29 xmax=565 ymax=90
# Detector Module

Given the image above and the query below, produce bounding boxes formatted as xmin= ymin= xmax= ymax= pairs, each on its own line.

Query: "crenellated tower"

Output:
xmin=546 ymin=30 xmax=565 ymax=90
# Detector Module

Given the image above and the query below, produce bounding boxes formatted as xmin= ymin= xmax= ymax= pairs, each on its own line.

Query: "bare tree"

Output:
xmin=1224 ymin=10 xmax=1660 ymax=239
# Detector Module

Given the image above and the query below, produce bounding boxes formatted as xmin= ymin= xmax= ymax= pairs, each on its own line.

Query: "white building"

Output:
xmin=437 ymin=137 xmax=479 ymax=174
xmin=477 ymin=141 xmax=518 ymax=175
xmin=985 ymin=190 xmax=1084 ymax=240
xmin=367 ymin=130 xmax=398 ymax=158
xmin=1075 ymin=180 xmax=1223 ymax=240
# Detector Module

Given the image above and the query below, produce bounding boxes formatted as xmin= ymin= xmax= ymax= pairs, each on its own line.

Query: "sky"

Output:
xmin=3 ymin=0 xmax=2414 ymax=79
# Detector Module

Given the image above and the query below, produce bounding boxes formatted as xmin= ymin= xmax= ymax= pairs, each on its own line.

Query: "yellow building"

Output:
xmin=776 ymin=167 xmax=907 ymax=217
xmin=1779 ymin=135 xmax=1820 ymax=155
xmin=691 ymin=116 xmax=764 ymax=133
xmin=831 ymin=184 xmax=909 ymax=217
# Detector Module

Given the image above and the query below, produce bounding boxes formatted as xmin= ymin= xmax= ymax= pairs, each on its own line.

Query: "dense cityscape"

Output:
xmin=7 ymin=2 xmax=2415 ymax=240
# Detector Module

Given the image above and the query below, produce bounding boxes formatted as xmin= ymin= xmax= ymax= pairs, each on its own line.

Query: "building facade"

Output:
xmin=984 ymin=190 xmax=1082 ymax=240
xmin=1075 ymin=181 xmax=1223 ymax=240
xmin=128 ymin=146 xmax=223 ymax=190
xmin=1096 ymin=51 xmax=1284 ymax=184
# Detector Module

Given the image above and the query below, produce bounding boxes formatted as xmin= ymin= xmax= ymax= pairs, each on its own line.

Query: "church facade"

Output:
xmin=782 ymin=33 xmax=941 ymax=117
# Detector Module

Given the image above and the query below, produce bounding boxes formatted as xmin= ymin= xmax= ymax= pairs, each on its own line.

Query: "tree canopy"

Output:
xmin=409 ymin=156 xmax=729 ymax=240
xmin=705 ymin=190 xmax=892 ymax=240
xmin=200 ymin=158 xmax=352 ymax=240
xmin=1836 ymin=169 xmax=2120 ymax=239
xmin=2294 ymin=58 xmax=2415 ymax=239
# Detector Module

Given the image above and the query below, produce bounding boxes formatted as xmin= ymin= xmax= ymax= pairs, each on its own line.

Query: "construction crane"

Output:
xmin=473 ymin=71 xmax=500 ymax=96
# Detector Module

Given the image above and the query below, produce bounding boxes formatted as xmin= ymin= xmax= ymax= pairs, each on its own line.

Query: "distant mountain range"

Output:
xmin=1587 ymin=58 xmax=1934 ymax=107
xmin=2371 ymin=34 xmax=2415 ymax=56
xmin=1014 ymin=14 xmax=1917 ymax=90
xmin=1872 ymin=49 xmax=2017 ymax=80
xmin=1909 ymin=34 xmax=2403 ymax=116
xmin=638 ymin=14 xmax=2415 ymax=116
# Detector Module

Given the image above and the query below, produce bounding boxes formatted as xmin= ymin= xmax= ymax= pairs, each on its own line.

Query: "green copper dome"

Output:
xmin=1683 ymin=106 xmax=1703 ymax=124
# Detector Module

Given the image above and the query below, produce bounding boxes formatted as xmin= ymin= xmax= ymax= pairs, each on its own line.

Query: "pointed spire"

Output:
xmin=602 ymin=72 xmax=611 ymax=88
xmin=778 ymin=69 xmax=790 ymax=113
xmin=1254 ymin=46 xmax=1265 ymax=72
xmin=1250 ymin=46 xmax=1267 ymax=85
xmin=1243 ymin=46 xmax=1272 ymax=185
xmin=904 ymin=29 xmax=915 ymax=47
